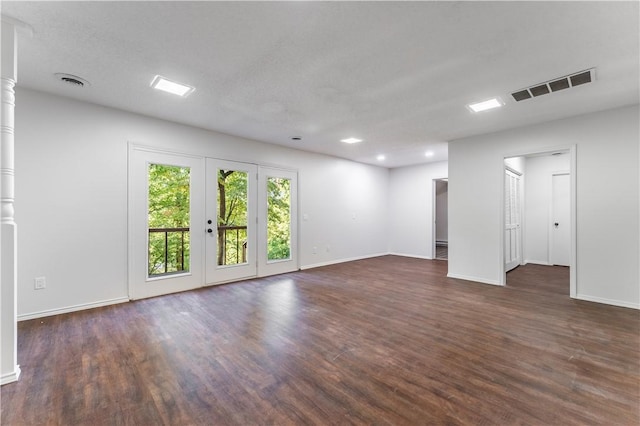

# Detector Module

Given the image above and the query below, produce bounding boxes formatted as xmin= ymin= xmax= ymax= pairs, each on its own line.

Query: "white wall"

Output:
xmin=388 ymin=161 xmax=448 ymax=259
xmin=449 ymin=105 xmax=639 ymax=308
xmin=523 ymin=153 xmax=570 ymax=265
xmin=15 ymin=88 xmax=389 ymax=318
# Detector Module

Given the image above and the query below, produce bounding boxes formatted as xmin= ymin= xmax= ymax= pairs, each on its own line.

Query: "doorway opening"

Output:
xmin=502 ymin=147 xmax=575 ymax=298
xmin=433 ymin=178 xmax=448 ymax=260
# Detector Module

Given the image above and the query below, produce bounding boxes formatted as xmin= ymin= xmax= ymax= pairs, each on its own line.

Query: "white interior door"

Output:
xmin=129 ymin=147 xmax=204 ymax=300
xmin=258 ymin=167 xmax=298 ymax=276
xmin=205 ymin=159 xmax=257 ymax=284
xmin=550 ymin=173 xmax=570 ymax=266
xmin=504 ymin=169 xmax=522 ymax=272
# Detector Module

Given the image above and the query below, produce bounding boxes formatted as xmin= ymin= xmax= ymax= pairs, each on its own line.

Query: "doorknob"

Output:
xmin=554 ymin=222 xmax=559 ymax=228
xmin=207 ymin=228 xmax=213 ymax=233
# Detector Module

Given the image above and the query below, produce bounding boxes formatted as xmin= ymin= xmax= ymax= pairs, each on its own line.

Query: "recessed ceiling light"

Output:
xmin=150 ymin=75 xmax=195 ymax=97
xmin=467 ymin=98 xmax=503 ymax=112
xmin=425 ymin=151 xmax=434 ymax=157
xmin=341 ymin=137 xmax=363 ymax=144
xmin=376 ymin=154 xmax=385 ymax=161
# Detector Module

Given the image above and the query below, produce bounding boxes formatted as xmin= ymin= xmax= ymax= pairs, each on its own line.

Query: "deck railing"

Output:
xmin=149 ymin=225 xmax=248 ymax=275
xmin=148 ymin=227 xmax=189 ymax=275
xmin=217 ymin=225 xmax=248 ymax=265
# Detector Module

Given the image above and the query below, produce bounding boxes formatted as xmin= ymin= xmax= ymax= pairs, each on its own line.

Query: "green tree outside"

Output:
xmin=148 ymin=164 xmax=190 ymax=276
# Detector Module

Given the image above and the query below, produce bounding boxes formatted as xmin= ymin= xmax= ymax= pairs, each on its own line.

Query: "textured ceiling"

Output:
xmin=2 ymin=1 xmax=639 ymax=168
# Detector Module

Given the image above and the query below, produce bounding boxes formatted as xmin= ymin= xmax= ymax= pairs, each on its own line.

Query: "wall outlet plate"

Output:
xmin=34 ymin=277 xmax=46 ymax=290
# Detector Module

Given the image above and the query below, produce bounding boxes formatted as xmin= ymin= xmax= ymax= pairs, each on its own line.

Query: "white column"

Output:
xmin=0 ymin=17 xmax=27 ymax=386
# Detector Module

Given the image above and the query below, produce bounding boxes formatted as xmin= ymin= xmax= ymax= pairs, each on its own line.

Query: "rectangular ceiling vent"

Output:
xmin=511 ymin=68 xmax=595 ymax=102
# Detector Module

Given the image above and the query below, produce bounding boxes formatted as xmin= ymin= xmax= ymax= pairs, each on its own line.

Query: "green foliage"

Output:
xmin=147 ymin=164 xmax=190 ymax=276
xmin=146 ymin=165 xmax=292 ymax=272
xmin=267 ymin=177 xmax=290 ymax=260
xmin=217 ymin=170 xmax=247 ymax=226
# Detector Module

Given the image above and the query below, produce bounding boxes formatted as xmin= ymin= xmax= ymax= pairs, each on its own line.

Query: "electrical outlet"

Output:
xmin=34 ymin=276 xmax=46 ymax=290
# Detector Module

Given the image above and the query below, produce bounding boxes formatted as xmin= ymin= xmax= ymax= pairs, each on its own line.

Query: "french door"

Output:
xmin=205 ymin=159 xmax=257 ymax=284
xmin=129 ymin=147 xmax=204 ymax=300
xmin=130 ymin=148 xmax=298 ymax=299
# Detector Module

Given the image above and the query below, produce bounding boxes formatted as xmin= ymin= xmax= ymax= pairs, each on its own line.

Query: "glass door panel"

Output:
xmin=258 ymin=167 xmax=298 ymax=276
xmin=267 ymin=176 xmax=291 ymax=261
xmin=217 ymin=169 xmax=248 ymax=266
xmin=148 ymin=164 xmax=191 ymax=276
xmin=206 ymin=159 xmax=257 ymax=284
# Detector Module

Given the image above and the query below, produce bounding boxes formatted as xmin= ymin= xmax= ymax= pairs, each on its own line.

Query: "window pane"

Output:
xmin=217 ymin=169 xmax=248 ymax=266
xmin=148 ymin=164 xmax=190 ymax=276
xmin=267 ymin=177 xmax=291 ymax=261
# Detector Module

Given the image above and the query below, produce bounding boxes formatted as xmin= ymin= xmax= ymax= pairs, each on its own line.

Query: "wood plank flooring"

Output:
xmin=1 ymin=256 xmax=638 ymax=425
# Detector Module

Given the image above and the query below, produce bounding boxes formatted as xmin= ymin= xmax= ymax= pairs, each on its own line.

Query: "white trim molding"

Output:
xmin=17 ymin=297 xmax=129 ymax=321
xmin=576 ymin=294 xmax=640 ymax=310
xmin=447 ymin=273 xmax=502 ymax=286
xmin=388 ymin=252 xmax=433 ymax=260
xmin=300 ymin=253 xmax=388 ymax=270
xmin=0 ymin=366 xmax=20 ymax=385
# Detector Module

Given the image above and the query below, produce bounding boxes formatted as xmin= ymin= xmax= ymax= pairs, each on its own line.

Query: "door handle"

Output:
xmin=207 ymin=228 xmax=213 ymax=233
xmin=554 ymin=222 xmax=559 ymax=228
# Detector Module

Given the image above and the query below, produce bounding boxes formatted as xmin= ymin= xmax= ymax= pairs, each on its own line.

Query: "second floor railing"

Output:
xmin=148 ymin=225 xmax=248 ymax=275
xmin=217 ymin=225 xmax=247 ymax=265
xmin=149 ymin=227 xmax=189 ymax=276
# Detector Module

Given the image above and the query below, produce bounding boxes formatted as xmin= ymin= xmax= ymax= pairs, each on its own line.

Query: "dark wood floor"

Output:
xmin=2 ymin=256 xmax=638 ymax=425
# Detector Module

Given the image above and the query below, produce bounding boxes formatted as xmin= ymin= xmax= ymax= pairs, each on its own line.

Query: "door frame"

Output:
xmin=432 ymin=177 xmax=448 ymax=260
xmin=128 ymin=144 xmax=301 ymax=299
xmin=499 ymin=145 xmax=577 ymax=298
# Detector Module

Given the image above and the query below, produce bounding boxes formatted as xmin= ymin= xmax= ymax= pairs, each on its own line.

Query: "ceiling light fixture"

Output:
xmin=150 ymin=75 xmax=195 ymax=97
xmin=341 ymin=137 xmax=363 ymax=144
xmin=425 ymin=151 xmax=434 ymax=157
xmin=467 ymin=98 xmax=503 ymax=113
xmin=376 ymin=154 xmax=386 ymax=161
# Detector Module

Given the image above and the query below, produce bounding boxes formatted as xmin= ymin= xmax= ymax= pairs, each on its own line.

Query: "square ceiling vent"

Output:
xmin=511 ymin=68 xmax=595 ymax=102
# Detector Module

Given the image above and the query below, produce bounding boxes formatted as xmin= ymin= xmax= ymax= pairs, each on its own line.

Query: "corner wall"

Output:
xmin=448 ymin=105 xmax=639 ymax=308
xmin=388 ymin=161 xmax=448 ymax=259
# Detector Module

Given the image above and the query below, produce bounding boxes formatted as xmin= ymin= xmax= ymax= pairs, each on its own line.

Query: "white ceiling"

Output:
xmin=2 ymin=1 xmax=639 ymax=168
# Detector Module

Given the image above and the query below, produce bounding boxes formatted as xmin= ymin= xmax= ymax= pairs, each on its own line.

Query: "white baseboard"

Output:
xmin=18 ymin=297 xmax=130 ymax=321
xmin=575 ymin=294 xmax=640 ymax=310
xmin=447 ymin=273 xmax=502 ymax=286
xmin=524 ymin=259 xmax=551 ymax=266
xmin=300 ymin=252 xmax=388 ymax=270
xmin=388 ymin=252 xmax=433 ymax=260
xmin=1 ymin=366 xmax=21 ymax=385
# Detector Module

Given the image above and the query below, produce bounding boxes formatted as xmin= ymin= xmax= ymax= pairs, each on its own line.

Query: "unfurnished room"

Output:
xmin=0 ymin=1 xmax=638 ymax=425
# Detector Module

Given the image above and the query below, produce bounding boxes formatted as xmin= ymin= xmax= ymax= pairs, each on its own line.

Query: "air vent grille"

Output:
xmin=511 ymin=68 xmax=595 ymax=102
xmin=54 ymin=73 xmax=91 ymax=88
